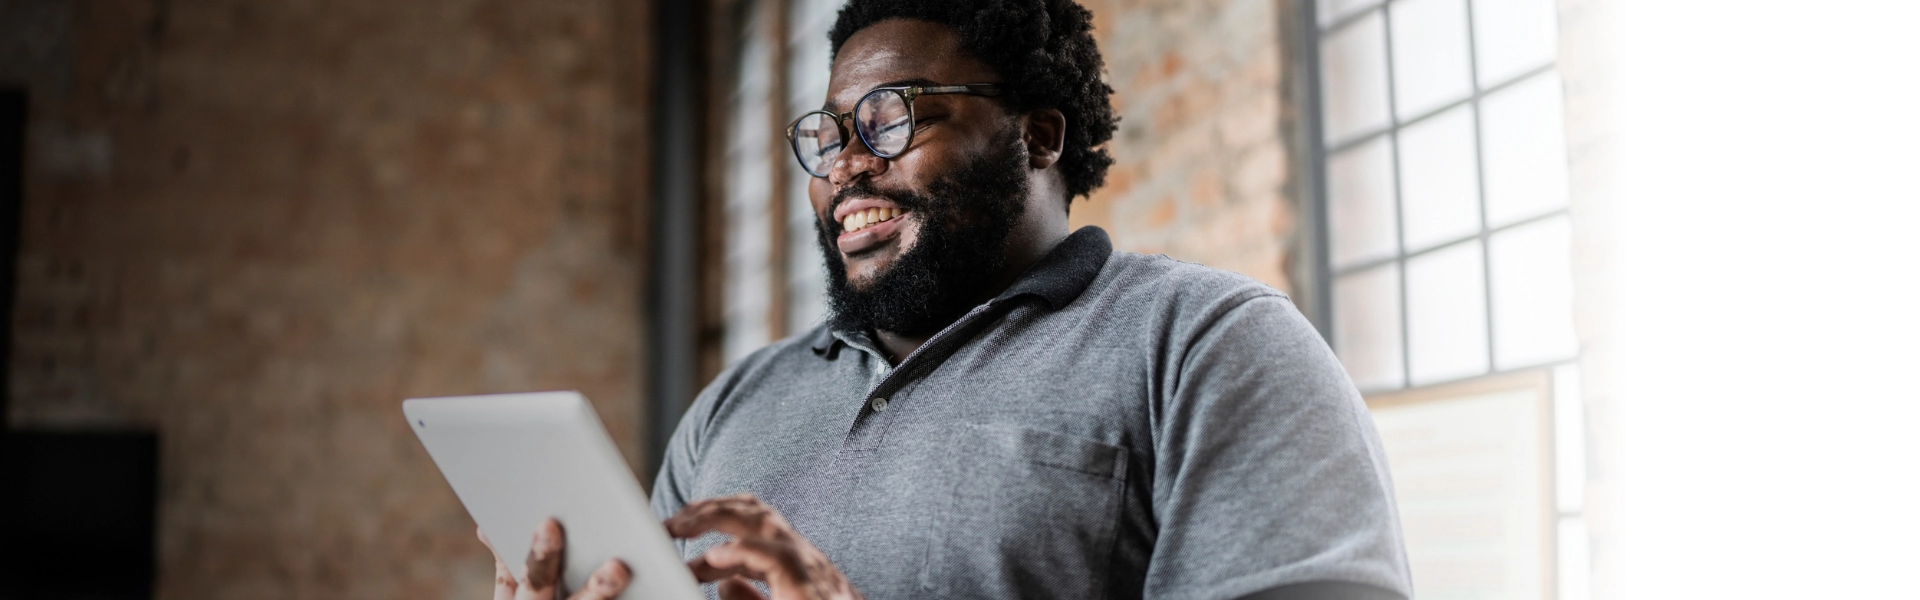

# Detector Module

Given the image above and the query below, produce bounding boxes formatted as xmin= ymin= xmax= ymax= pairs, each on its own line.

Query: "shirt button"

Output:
xmin=870 ymin=396 xmax=889 ymax=412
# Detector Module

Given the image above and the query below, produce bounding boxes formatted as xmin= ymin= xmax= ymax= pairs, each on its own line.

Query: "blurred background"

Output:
xmin=0 ymin=0 xmax=1913 ymax=598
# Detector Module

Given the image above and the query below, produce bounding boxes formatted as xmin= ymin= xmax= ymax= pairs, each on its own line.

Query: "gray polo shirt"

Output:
xmin=652 ymin=227 xmax=1411 ymax=600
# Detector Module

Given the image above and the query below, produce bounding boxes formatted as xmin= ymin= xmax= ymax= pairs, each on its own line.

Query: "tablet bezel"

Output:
xmin=403 ymin=391 xmax=699 ymax=600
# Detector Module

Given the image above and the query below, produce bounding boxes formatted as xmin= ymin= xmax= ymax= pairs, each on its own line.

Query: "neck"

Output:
xmin=872 ymin=207 xmax=1070 ymax=364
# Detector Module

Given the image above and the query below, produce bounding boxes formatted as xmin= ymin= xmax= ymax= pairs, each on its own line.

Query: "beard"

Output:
xmin=816 ymin=126 xmax=1031 ymax=337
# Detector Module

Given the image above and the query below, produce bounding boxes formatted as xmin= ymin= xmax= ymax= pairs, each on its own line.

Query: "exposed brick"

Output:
xmin=7 ymin=0 xmax=652 ymax=597
xmin=1072 ymin=0 xmax=1297 ymax=292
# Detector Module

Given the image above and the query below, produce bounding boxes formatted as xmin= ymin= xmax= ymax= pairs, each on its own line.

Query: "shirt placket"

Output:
xmin=837 ymin=300 xmax=1016 ymax=453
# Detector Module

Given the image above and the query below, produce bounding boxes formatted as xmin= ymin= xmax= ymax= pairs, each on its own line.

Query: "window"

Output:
xmin=717 ymin=0 xmax=834 ymax=365
xmin=1314 ymin=0 xmax=1575 ymax=394
xmin=1306 ymin=0 xmax=1588 ymax=598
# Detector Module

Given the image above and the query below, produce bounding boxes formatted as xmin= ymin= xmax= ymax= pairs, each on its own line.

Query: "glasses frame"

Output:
xmin=786 ymin=83 xmax=1003 ymax=178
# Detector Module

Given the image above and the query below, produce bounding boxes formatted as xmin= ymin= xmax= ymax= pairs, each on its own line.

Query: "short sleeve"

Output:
xmin=650 ymin=411 xmax=696 ymax=524
xmin=1145 ymin=295 xmax=1412 ymax=599
xmin=650 ymin=376 xmax=725 ymax=525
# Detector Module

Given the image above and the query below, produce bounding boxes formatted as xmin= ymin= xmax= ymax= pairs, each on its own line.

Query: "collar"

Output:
xmin=809 ymin=226 xmax=1114 ymax=356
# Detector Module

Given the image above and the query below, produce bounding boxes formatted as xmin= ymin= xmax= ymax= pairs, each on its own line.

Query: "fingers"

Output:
xmin=485 ymin=520 xmax=631 ymax=600
xmin=716 ymin=576 xmax=769 ymax=600
xmin=669 ymin=495 xmax=862 ymax=599
xmin=699 ymin=538 xmax=802 ymax=581
xmin=686 ymin=550 xmax=753 ymax=584
xmin=564 ymin=559 xmax=631 ymax=600
xmin=494 ymin=557 xmax=519 ymax=600
xmin=521 ymin=518 xmax=566 ymax=600
xmin=664 ymin=494 xmax=791 ymax=542
xmin=481 ymin=527 xmax=518 ymax=600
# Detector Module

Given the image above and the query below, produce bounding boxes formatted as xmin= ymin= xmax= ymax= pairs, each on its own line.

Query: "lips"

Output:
xmin=831 ymin=196 xmax=913 ymax=255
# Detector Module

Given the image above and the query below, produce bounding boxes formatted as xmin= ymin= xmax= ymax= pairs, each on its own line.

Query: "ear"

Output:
xmin=1023 ymin=108 xmax=1067 ymax=169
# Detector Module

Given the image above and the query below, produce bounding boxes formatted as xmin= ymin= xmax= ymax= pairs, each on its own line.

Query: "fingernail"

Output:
xmin=533 ymin=528 xmax=549 ymax=548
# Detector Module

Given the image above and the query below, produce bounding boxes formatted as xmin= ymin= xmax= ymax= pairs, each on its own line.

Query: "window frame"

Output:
xmin=1298 ymin=0 xmax=1576 ymax=395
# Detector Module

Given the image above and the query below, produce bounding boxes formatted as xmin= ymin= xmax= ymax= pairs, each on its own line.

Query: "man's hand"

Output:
xmin=665 ymin=494 xmax=863 ymax=600
xmin=478 ymin=518 xmax=631 ymax=600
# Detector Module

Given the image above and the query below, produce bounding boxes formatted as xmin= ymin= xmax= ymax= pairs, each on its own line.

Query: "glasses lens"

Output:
xmin=791 ymin=112 xmax=844 ymax=176
xmin=856 ymin=90 xmax=913 ymax=157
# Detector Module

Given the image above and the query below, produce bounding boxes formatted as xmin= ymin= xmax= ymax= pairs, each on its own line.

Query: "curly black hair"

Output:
xmin=828 ymin=0 xmax=1118 ymax=202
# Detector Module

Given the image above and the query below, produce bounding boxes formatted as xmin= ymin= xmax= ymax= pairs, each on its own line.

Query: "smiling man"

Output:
xmin=489 ymin=1 xmax=1411 ymax=599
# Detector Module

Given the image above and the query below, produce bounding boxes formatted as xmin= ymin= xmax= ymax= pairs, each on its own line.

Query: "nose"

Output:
xmin=827 ymin=130 xmax=888 ymax=188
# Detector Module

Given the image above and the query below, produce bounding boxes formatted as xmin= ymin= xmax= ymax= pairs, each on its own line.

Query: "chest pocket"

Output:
xmin=919 ymin=425 xmax=1129 ymax=599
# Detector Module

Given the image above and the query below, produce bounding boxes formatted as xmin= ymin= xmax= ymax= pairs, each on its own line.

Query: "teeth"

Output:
xmin=842 ymin=207 xmax=904 ymax=233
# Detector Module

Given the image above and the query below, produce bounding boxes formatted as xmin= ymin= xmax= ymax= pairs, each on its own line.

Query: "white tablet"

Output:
xmin=404 ymin=391 xmax=701 ymax=600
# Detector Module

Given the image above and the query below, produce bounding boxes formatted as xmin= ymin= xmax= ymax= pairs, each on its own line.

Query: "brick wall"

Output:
xmin=1072 ymin=0 xmax=1301 ymax=296
xmin=4 ymin=0 xmax=652 ymax=598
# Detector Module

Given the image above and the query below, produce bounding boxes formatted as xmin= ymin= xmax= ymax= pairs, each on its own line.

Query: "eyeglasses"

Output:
xmin=786 ymin=83 xmax=1002 ymax=178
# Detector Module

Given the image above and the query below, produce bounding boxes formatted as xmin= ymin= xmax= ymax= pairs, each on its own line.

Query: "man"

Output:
xmin=487 ymin=1 xmax=1411 ymax=599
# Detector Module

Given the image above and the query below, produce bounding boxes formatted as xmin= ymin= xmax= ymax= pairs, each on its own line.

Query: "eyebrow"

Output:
xmin=819 ymin=78 xmax=944 ymax=112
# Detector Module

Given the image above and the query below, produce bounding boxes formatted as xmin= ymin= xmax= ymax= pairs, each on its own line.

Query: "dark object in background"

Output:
xmin=0 ymin=93 xmax=155 ymax=592
xmin=0 ymin=431 xmax=159 ymax=600
xmin=0 ymin=86 xmax=156 ymax=600
xmin=1 ymin=87 xmax=21 ymax=427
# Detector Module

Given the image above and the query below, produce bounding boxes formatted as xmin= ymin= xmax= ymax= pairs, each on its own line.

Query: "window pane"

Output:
xmin=1481 ymin=71 xmax=1570 ymax=226
xmin=1372 ymin=388 xmax=1547 ymax=600
xmin=786 ymin=0 xmax=837 ymax=333
xmin=1472 ymin=0 xmax=1558 ymax=87
xmin=1320 ymin=0 xmax=1386 ymax=27
xmin=1489 ymin=215 xmax=1577 ymax=369
xmin=1321 ymin=11 xmax=1393 ymax=144
xmin=1334 ymin=264 xmax=1406 ymax=391
xmin=1559 ymin=516 xmax=1594 ymax=600
xmin=1553 ymin=363 xmax=1586 ymax=513
xmin=787 ymin=169 xmax=828 ymax=330
xmin=1328 ymin=137 xmax=1399 ymax=269
xmin=1406 ymin=240 xmax=1488 ymax=385
xmin=1389 ymin=0 xmax=1474 ymax=121
xmin=722 ymin=23 xmax=777 ymax=364
xmin=1398 ymin=104 xmax=1481 ymax=252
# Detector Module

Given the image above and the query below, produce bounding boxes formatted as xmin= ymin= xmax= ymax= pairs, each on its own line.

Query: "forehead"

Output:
xmin=825 ymin=18 xmax=997 ymax=110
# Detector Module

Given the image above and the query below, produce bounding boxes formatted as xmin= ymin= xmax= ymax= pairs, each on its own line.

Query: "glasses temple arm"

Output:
xmin=916 ymin=84 xmax=1001 ymax=96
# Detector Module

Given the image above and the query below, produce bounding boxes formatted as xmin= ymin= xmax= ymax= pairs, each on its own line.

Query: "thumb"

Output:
xmin=523 ymin=518 xmax=566 ymax=600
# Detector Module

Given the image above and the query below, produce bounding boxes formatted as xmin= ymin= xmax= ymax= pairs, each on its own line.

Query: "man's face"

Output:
xmin=810 ymin=19 xmax=1032 ymax=335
